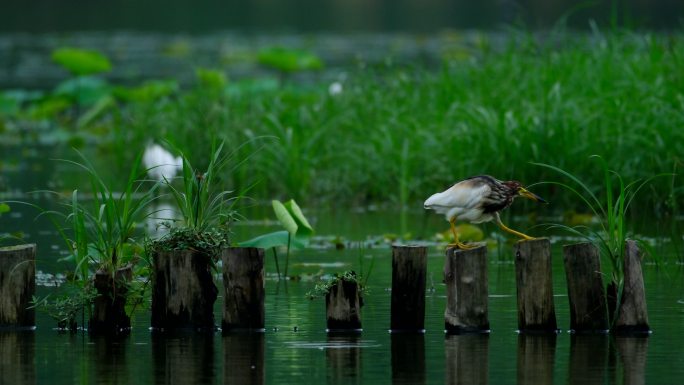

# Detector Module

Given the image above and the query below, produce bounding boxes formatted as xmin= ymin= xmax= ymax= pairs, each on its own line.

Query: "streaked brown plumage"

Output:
xmin=424 ymin=175 xmax=546 ymax=249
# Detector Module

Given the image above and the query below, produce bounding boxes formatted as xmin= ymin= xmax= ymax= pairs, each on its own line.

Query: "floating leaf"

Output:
xmin=52 ymin=47 xmax=112 ymax=76
xmin=257 ymin=47 xmax=324 ymax=72
xmin=195 ymin=68 xmax=227 ymax=90
xmin=0 ymin=203 xmax=10 ymax=215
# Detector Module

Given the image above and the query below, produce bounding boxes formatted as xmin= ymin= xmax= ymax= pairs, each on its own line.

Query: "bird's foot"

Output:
xmin=446 ymin=242 xmax=478 ymax=250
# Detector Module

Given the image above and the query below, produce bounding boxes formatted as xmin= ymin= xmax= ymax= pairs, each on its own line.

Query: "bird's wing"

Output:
xmin=424 ymin=179 xmax=491 ymax=210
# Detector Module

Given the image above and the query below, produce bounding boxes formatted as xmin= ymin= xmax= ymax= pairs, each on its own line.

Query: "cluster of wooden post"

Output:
xmin=0 ymin=239 xmax=651 ymax=336
xmin=151 ymin=247 xmax=265 ymax=333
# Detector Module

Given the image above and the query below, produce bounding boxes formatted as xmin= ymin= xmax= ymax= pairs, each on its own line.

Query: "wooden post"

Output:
xmin=325 ymin=278 xmax=362 ymax=331
xmin=151 ymin=249 xmax=218 ymax=331
xmin=391 ymin=334 xmax=425 ymax=385
xmin=223 ymin=333 xmax=265 ymax=385
xmin=444 ymin=245 xmax=489 ymax=334
xmin=0 ymin=244 xmax=35 ymax=328
xmin=89 ymin=264 xmax=132 ymax=335
xmin=222 ymin=247 xmax=265 ymax=331
xmin=515 ymin=238 xmax=558 ymax=333
xmin=445 ymin=334 xmax=489 ymax=385
xmin=390 ymin=245 xmax=427 ymax=332
xmin=613 ymin=240 xmax=650 ymax=334
xmin=562 ymin=242 xmax=609 ymax=332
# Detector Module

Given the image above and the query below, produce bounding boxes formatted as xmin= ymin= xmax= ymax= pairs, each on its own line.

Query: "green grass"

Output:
xmin=2 ymin=30 xmax=683 ymax=217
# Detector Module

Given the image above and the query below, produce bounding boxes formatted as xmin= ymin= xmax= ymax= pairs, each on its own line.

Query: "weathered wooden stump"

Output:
xmin=0 ymin=244 xmax=35 ymax=328
xmin=391 ymin=333 xmax=426 ymax=385
xmin=151 ymin=249 xmax=218 ymax=331
xmin=390 ymin=245 xmax=427 ymax=332
xmin=444 ymin=245 xmax=489 ymax=334
xmin=222 ymin=247 xmax=265 ymax=332
xmin=445 ymin=334 xmax=489 ymax=385
xmin=517 ymin=334 xmax=557 ymax=385
xmin=562 ymin=242 xmax=609 ymax=333
xmin=223 ymin=333 xmax=265 ymax=385
xmin=568 ymin=335 xmax=609 ymax=385
xmin=515 ymin=238 xmax=558 ymax=333
xmin=325 ymin=278 xmax=362 ymax=332
xmin=89 ymin=264 xmax=132 ymax=335
xmin=612 ymin=240 xmax=650 ymax=335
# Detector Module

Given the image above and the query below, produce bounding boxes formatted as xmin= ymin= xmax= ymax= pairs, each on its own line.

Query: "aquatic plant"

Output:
xmin=7 ymin=149 xmax=161 ymax=330
xmin=533 ymin=157 xmax=667 ymax=322
xmin=306 ymin=270 xmax=367 ymax=300
xmin=148 ymin=141 xmax=242 ymax=259
xmin=240 ymin=199 xmax=314 ymax=279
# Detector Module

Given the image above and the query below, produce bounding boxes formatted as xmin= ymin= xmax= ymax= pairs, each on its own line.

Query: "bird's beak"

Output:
xmin=519 ymin=187 xmax=547 ymax=203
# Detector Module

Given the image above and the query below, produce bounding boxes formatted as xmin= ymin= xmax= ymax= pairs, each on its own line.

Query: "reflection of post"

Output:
xmin=91 ymin=335 xmax=129 ymax=384
xmin=153 ymin=333 xmax=215 ymax=385
xmin=223 ymin=333 xmax=265 ymax=385
xmin=0 ymin=331 xmax=35 ymax=385
xmin=391 ymin=334 xmax=425 ymax=385
xmin=326 ymin=335 xmax=361 ymax=384
xmin=445 ymin=334 xmax=488 ymax=385
xmin=616 ymin=337 xmax=648 ymax=385
xmin=517 ymin=334 xmax=556 ymax=385
xmin=568 ymin=335 xmax=609 ymax=385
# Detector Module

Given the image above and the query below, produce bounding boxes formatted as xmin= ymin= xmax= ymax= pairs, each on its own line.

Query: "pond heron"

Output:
xmin=424 ymin=175 xmax=547 ymax=249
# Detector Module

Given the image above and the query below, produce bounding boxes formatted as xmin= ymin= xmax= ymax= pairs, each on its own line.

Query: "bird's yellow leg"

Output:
xmin=495 ymin=213 xmax=535 ymax=241
xmin=448 ymin=217 xmax=476 ymax=250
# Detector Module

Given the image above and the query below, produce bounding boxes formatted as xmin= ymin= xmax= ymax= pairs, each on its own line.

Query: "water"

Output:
xmin=1 ymin=241 xmax=683 ymax=384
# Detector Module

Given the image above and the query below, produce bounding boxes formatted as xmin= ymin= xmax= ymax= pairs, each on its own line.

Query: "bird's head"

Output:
xmin=504 ymin=180 xmax=547 ymax=203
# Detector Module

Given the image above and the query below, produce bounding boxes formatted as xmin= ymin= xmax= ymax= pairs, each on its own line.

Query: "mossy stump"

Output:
xmin=0 ymin=244 xmax=35 ymax=328
xmin=152 ymin=250 xmax=218 ymax=331
xmin=325 ymin=279 xmax=362 ymax=332
xmin=222 ymin=247 xmax=265 ymax=332
xmin=89 ymin=264 xmax=132 ymax=335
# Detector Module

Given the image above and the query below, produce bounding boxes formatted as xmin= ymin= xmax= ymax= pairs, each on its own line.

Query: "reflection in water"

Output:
xmin=0 ymin=331 xmax=35 ymax=385
xmin=91 ymin=335 xmax=129 ymax=385
xmin=223 ymin=333 xmax=265 ymax=385
xmin=153 ymin=333 xmax=215 ymax=385
xmin=326 ymin=334 xmax=362 ymax=384
xmin=445 ymin=334 xmax=488 ymax=385
xmin=616 ymin=337 xmax=649 ymax=385
xmin=391 ymin=334 xmax=425 ymax=385
xmin=517 ymin=334 xmax=557 ymax=385
xmin=568 ymin=334 xmax=609 ymax=385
